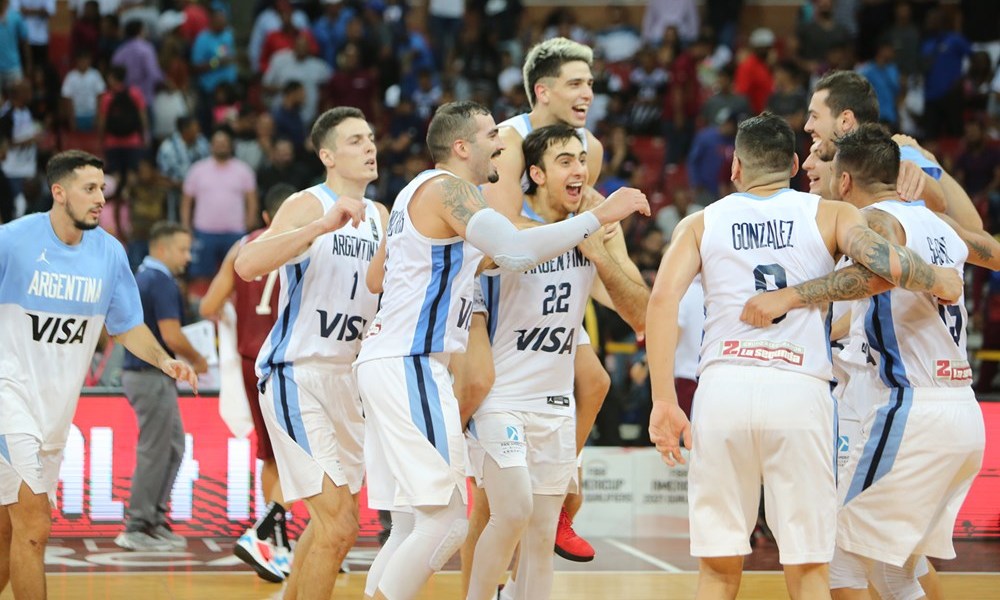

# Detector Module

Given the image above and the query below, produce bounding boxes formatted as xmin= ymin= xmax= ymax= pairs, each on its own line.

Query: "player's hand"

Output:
xmin=319 ymin=197 xmax=366 ymax=233
xmin=159 ymin=358 xmax=199 ymax=394
xmin=649 ymin=400 xmax=691 ymax=467
xmin=740 ymin=287 xmax=797 ymax=328
xmin=892 ymin=134 xmax=937 ymax=162
xmin=897 ymin=160 xmax=926 ymax=202
xmin=931 ymin=266 xmax=963 ymax=304
xmin=581 ymin=187 xmax=618 ymax=240
xmin=577 ymin=221 xmax=611 ymax=261
xmin=193 ymin=355 xmax=209 ymax=375
xmin=590 ymin=187 xmax=651 ymax=225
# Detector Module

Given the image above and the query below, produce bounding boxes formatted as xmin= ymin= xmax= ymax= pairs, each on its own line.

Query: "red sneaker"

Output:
xmin=554 ymin=508 xmax=595 ymax=562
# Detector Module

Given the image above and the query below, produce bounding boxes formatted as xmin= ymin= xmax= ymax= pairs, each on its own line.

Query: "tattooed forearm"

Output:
xmin=439 ymin=177 xmax=488 ymax=225
xmin=967 ymin=237 xmax=995 ymax=264
xmin=844 ymin=224 xmax=939 ymax=292
xmin=792 ymin=264 xmax=884 ymax=305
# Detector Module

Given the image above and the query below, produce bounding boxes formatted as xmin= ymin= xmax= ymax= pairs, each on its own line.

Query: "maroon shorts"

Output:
xmin=241 ymin=356 xmax=274 ymax=461
xmin=676 ymin=377 xmax=697 ymax=419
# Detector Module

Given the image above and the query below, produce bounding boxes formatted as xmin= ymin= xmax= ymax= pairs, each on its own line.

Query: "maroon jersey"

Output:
xmin=233 ymin=229 xmax=280 ymax=360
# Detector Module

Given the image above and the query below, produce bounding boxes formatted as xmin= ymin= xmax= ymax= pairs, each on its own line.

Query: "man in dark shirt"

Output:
xmin=115 ymin=222 xmax=208 ymax=551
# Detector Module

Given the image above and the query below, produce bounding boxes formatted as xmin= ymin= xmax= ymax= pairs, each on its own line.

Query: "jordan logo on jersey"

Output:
xmin=926 ymin=236 xmax=953 ymax=266
xmin=36 ymin=249 xmax=49 ymax=264
xmin=28 ymin=313 xmax=89 ymax=344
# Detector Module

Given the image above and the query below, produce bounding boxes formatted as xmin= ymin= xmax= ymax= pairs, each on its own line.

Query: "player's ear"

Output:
xmin=789 ymin=152 xmax=800 ymax=179
xmin=730 ymin=154 xmax=742 ymax=183
xmin=453 ymin=138 xmax=470 ymax=160
xmin=528 ymin=164 xmax=545 ymax=187
xmin=318 ymin=147 xmax=335 ymax=169
xmin=838 ymin=170 xmax=852 ymax=198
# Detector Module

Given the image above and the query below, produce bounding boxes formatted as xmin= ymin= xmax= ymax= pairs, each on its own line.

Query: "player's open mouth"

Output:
xmin=572 ymin=105 xmax=588 ymax=118
xmin=566 ymin=183 xmax=583 ymax=198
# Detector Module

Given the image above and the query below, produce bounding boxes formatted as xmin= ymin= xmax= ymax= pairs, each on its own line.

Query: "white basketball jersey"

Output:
xmin=699 ymin=189 xmax=835 ymax=381
xmin=357 ymin=169 xmax=485 ymax=363
xmin=498 ymin=113 xmax=589 ymax=192
xmin=851 ymin=200 xmax=970 ymax=389
xmin=257 ymin=184 xmax=383 ymax=381
xmin=478 ymin=200 xmax=596 ymax=415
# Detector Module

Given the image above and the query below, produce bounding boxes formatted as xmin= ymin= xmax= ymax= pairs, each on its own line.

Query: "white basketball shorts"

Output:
xmin=838 ymin=386 xmax=984 ymax=567
xmin=689 ymin=364 xmax=836 ymax=565
xmin=259 ymin=361 xmax=365 ymax=503
xmin=356 ymin=355 xmax=467 ymax=507
xmin=466 ymin=409 xmax=576 ymax=495
xmin=0 ymin=433 xmax=62 ymax=506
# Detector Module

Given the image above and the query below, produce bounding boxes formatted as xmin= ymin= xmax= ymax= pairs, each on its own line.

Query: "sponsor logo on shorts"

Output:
xmin=721 ymin=339 xmax=804 ymax=366
xmin=505 ymin=425 xmax=520 ymax=442
xmin=499 ymin=423 xmax=524 ymax=458
xmin=838 ymin=435 xmax=850 ymax=453
xmin=935 ymin=359 xmax=972 ymax=382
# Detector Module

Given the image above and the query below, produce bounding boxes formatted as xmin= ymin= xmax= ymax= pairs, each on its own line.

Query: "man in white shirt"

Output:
xmin=262 ymin=35 xmax=331 ymax=125
xmin=11 ymin=0 xmax=54 ymax=71
xmin=60 ymin=51 xmax=105 ymax=132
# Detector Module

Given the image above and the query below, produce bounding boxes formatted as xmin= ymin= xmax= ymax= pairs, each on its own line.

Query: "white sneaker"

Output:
xmin=151 ymin=524 xmax=187 ymax=550
xmin=114 ymin=530 xmax=174 ymax=552
xmin=234 ymin=530 xmax=285 ymax=583
xmin=272 ymin=545 xmax=292 ymax=577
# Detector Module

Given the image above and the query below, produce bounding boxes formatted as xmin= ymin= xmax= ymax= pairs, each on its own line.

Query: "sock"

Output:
xmin=252 ymin=501 xmax=286 ymax=541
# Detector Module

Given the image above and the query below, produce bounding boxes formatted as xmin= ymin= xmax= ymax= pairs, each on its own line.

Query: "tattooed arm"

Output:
xmin=740 ymin=204 xmax=962 ymax=327
xmin=936 ymin=213 xmax=1000 ymax=271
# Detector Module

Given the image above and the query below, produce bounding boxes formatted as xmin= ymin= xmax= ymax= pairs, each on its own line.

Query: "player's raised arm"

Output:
xmin=646 ymin=213 xmax=701 ymax=466
xmin=234 ymin=192 xmax=365 ymax=281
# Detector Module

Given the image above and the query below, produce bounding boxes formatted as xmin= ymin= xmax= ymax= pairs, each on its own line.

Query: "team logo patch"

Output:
xmin=935 ymin=359 xmax=972 ymax=382
xmin=838 ymin=435 xmax=850 ymax=453
xmin=505 ymin=426 xmax=520 ymax=442
xmin=721 ymin=339 xmax=804 ymax=366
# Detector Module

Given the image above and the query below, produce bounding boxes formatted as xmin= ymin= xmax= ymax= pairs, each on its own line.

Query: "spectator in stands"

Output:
xmin=155 ymin=114 xmax=202 ymax=221
xmin=664 ymin=34 xmax=712 ymax=166
xmin=325 ymin=42 xmax=379 ymax=124
xmin=270 ymin=80 xmax=306 ymax=151
xmin=642 ymin=0 xmax=699 ymax=47
xmin=857 ymin=37 xmax=902 ymax=128
xmin=411 ymin=69 xmax=442 ymax=122
xmin=954 ymin=119 xmax=1000 ymax=204
xmin=0 ymin=0 xmax=26 ymax=88
xmin=0 ymin=79 xmax=40 ymax=198
xmin=312 ymin=0 xmax=350 ymax=69
xmin=964 ymin=51 xmax=995 ymax=116
xmin=232 ymin=108 xmax=274 ymax=172
xmin=181 ymin=128 xmax=257 ymax=288
xmin=885 ymin=1 xmax=920 ymax=78
xmin=922 ymin=8 xmax=971 ymax=139
xmin=796 ymin=0 xmax=853 ymax=75
xmin=595 ymin=5 xmax=642 ymax=63
xmin=263 ymin=34 xmax=332 ymax=125
xmin=176 ymin=0 xmax=208 ymax=44
xmin=656 ymin=187 xmax=704 ymax=242
xmin=686 ymin=109 xmax=736 ymax=206
xmin=112 ymin=20 xmax=164 ymax=107
xmin=628 ymin=48 xmax=668 ymax=135
xmin=259 ymin=1 xmax=318 ymax=74
xmin=96 ymin=13 xmax=122 ymax=72
xmin=157 ymin=11 xmax=191 ymax=94
xmin=210 ymin=81 xmax=239 ymax=126
xmin=151 ymin=79 xmax=189 ymax=143
xmin=123 ymin=157 xmax=170 ymax=270
xmin=157 ymin=115 xmax=208 ymax=191
xmin=18 ymin=0 xmax=54 ymax=75
xmin=249 ymin=0 xmax=309 ymax=73
xmin=399 ymin=10 xmax=435 ymax=74
xmin=700 ymin=64 xmax=749 ymax=126
xmin=256 ymin=137 xmax=311 ymax=198
xmin=191 ymin=4 xmax=237 ymax=113
xmin=97 ymin=65 xmax=148 ymax=185
xmin=706 ymin=0 xmax=743 ymax=49
xmin=61 ymin=50 xmax=105 ymax=132
xmin=428 ymin=0 xmax=464 ymax=68
xmin=734 ymin=27 xmax=775 ymax=114
xmin=70 ymin=0 xmax=100 ymax=62
xmin=766 ymin=60 xmax=807 ymax=127
xmin=600 ymin=124 xmax=639 ymax=196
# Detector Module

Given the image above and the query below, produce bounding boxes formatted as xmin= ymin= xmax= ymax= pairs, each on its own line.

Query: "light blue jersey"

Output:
xmin=899 ymin=145 xmax=943 ymax=181
xmin=0 ymin=213 xmax=142 ymax=449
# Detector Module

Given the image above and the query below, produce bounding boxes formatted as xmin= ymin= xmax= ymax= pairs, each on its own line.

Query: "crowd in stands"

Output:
xmin=0 ymin=0 xmax=997 ymax=442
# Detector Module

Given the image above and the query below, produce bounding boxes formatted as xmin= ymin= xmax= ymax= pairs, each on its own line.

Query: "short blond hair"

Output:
xmin=522 ymin=37 xmax=594 ymax=108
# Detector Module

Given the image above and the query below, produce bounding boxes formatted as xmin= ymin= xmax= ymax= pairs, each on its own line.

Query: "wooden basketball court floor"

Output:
xmin=2 ymin=537 xmax=997 ymax=599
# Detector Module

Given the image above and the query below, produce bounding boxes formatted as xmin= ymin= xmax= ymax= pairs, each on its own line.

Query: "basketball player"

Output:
xmin=645 ymin=113 xmax=962 ymax=600
xmin=742 ymin=125 xmax=994 ymax=600
xmin=200 ymin=183 xmax=296 ymax=580
xmin=355 ymin=101 xmax=649 ymax=600
xmin=0 ymin=150 xmax=198 ymax=598
xmin=477 ymin=36 xmax=649 ymax=562
xmin=465 ymin=124 xmax=650 ymax=600
xmin=805 ymin=70 xmax=983 ymax=231
xmin=233 ymin=107 xmax=383 ymax=597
